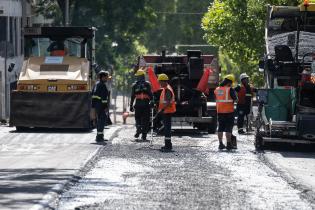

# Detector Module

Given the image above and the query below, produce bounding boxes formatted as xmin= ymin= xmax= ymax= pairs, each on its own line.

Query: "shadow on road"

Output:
xmin=0 ymin=168 xmax=73 ymax=209
xmin=172 ymin=129 xmax=209 ymax=138
xmin=9 ymin=127 xmax=94 ymax=134
xmin=263 ymin=143 xmax=315 ymax=155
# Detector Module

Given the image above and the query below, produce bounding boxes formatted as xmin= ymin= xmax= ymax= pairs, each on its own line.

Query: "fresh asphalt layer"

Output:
xmin=57 ymin=126 xmax=315 ymax=210
xmin=0 ymin=125 xmax=120 ymax=210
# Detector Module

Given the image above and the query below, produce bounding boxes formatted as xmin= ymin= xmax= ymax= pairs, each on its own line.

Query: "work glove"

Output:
xmin=130 ymin=106 xmax=134 ymax=112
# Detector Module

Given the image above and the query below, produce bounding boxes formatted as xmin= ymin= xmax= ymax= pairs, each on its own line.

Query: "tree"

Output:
xmin=144 ymin=0 xmax=213 ymax=53
xmin=202 ymin=0 xmax=300 ymax=86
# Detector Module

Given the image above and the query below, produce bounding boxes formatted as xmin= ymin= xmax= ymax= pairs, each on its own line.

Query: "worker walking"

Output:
xmin=92 ymin=70 xmax=110 ymax=142
xmin=130 ymin=69 xmax=153 ymax=141
xmin=235 ymin=73 xmax=256 ymax=134
xmin=214 ymin=74 xmax=238 ymax=150
xmin=158 ymin=74 xmax=176 ymax=152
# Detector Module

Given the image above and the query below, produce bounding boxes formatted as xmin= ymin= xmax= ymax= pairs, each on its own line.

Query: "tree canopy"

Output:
xmin=202 ymin=0 xmax=300 ymax=85
xmin=143 ymin=0 xmax=212 ymax=53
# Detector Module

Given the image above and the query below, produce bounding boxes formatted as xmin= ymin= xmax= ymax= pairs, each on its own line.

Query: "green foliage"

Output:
xmin=144 ymin=0 xmax=212 ymax=53
xmin=202 ymin=0 xmax=300 ymax=86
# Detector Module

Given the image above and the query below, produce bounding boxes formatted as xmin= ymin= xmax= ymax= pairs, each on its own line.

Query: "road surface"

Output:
xmin=0 ymin=125 xmax=120 ymax=210
xmin=57 ymin=126 xmax=315 ymax=210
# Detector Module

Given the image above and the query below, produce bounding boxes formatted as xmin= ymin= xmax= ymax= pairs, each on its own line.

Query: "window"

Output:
xmin=25 ymin=37 xmax=83 ymax=58
xmin=0 ymin=17 xmax=7 ymax=57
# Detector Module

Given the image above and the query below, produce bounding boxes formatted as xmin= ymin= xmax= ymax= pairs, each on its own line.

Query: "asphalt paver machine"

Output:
xmin=255 ymin=2 xmax=315 ymax=149
xmin=138 ymin=50 xmax=219 ymax=133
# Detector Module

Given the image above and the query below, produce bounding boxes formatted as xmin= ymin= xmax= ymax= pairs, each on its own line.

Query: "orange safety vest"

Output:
xmin=51 ymin=50 xmax=66 ymax=56
xmin=237 ymin=85 xmax=253 ymax=105
xmin=159 ymin=85 xmax=176 ymax=114
xmin=214 ymin=86 xmax=234 ymax=114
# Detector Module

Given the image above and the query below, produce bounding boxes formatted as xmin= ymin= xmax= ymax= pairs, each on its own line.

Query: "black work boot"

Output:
xmin=218 ymin=142 xmax=226 ymax=150
xmin=161 ymin=139 xmax=172 ymax=152
xmin=141 ymin=133 xmax=147 ymax=141
xmin=231 ymin=135 xmax=237 ymax=149
xmin=134 ymin=132 xmax=140 ymax=138
xmin=96 ymin=134 xmax=105 ymax=142
xmin=226 ymin=141 xmax=233 ymax=150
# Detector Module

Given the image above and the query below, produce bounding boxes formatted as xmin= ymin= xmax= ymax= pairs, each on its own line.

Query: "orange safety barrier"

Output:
xmin=147 ymin=66 xmax=161 ymax=93
xmin=197 ymin=67 xmax=213 ymax=93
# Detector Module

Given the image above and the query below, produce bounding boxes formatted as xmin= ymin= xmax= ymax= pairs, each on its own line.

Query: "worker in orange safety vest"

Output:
xmin=235 ymin=73 xmax=257 ymax=134
xmin=214 ymin=74 xmax=238 ymax=150
xmin=158 ymin=73 xmax=176 ymax=152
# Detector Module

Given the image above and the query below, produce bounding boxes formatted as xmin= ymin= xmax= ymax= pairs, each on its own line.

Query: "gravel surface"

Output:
xmin=57 ymin=126 xmax=315 ymax=210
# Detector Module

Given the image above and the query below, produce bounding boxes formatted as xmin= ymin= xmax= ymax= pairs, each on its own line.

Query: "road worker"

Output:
xmin=92 ymin=70 xmax=110 ymax=142
xmin=235 ymin=73 xmax=256 ymax=134
xmin=130 ymin=69 xmax=153 ymax=141
xmin=214 ymin=74 xmax=238 ymax=150
xmin=47 ymin=40 xmax=67 ymax=56
xmin=158 ymin=73 xmax=176 ymax=152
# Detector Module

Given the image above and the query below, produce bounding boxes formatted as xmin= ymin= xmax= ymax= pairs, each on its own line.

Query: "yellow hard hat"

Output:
xmin=135 ymin=69 xmax=145 ymax=76
xmin=158 ymin=73 xmax=169 ymax=81
xmin=224 ymin=74 xmax=235 ymax=83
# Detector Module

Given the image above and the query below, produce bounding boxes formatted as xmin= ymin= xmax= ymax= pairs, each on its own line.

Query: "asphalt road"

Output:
xmin=57 ymin=126 xmax=315 ymax=210
xmin=0 ymin=125 xmax=120 ymax=210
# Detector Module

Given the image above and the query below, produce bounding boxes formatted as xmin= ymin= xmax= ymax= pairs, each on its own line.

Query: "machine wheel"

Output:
xmin=255 ymin=132 xmax=264 ymax=151
xmin=205 ymin=113 xmax=217 ymax=134
xmin=195 ymin=123 xmax=207 ymax=132
xmin=207 ymin=120 xmax=217 ymax=134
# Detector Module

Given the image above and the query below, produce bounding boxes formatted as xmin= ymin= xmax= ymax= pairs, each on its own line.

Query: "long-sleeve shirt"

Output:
xmin=92 ymin=81 xmax=109 ymax=111
xmin=130 ymin=80 xmax=153 ymax=108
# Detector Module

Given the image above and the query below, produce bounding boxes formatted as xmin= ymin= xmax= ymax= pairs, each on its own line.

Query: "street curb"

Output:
xmin=30 ymin=126 xmax=122 ymax=210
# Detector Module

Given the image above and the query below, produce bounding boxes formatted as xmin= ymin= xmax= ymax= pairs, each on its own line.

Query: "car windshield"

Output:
xmin=25 ymin=37 xmax=83 ymax=58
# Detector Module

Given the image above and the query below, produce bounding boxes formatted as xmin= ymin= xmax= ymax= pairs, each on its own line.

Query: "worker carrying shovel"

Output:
xmin=157 ymin=74 xmax=176 ymax=152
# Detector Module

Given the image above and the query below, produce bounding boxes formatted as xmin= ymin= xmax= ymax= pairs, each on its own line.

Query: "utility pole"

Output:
xmin=65 ymin=0 xmax=69 ymax=26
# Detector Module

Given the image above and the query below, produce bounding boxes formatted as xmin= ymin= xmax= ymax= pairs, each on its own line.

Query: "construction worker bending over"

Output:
xmin=235 ymin=73 xmax=256 ymax=134
xmin=92 ymin=70 xmax=110 ymax=142
xmin=214 ymin=74 xmax=238 ymax=150
xmin=130 ymin=69 xmax=153 ymax=141
xmin=158 ymin=74 xmax=176 ymax=152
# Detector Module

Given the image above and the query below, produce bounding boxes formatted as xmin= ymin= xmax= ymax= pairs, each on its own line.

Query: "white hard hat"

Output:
xmin=240 ymin=73 xmax=249 ymax=81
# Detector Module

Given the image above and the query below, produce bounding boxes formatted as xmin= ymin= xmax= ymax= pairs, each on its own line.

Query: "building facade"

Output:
xmin=0 ymin=0 xmax=31 ymax=121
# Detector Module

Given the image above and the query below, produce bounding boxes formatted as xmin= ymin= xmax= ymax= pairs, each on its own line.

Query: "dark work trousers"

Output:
xmin=135 ymin=106 xmax=150 ymax=135
xmin=237 ymin=105 xmax=250 ymax=130
xmin=96 ymin=109 xmax=107 ymax=135
xmin=163 ymin=113 xmax=172 ymax=141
